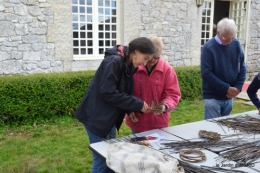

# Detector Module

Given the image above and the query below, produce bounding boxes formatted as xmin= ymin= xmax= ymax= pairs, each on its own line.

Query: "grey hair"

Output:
xmin=217 ymin=18 xmax=237 ymax=36
xmin=149 ymin=36 xmax=163 ymax=56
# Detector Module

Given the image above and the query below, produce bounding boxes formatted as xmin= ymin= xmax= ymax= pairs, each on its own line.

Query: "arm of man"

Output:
xmin=247 ymin=73 xmax=260 ymax=110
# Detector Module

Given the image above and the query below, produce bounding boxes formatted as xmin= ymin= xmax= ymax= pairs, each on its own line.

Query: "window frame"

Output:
xmin=201 ymin=0 xmax=215 ymax=48
xmin=72 ymin=0 xmax=121 ymax=60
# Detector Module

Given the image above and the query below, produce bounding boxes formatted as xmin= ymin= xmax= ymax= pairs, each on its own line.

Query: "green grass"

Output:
xmin=0 ymin=99 xmax=256 ymax=172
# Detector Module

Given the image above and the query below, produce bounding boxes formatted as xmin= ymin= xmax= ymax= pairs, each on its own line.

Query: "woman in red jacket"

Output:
xmin=125 ymin=36 xmax=181 ymax=133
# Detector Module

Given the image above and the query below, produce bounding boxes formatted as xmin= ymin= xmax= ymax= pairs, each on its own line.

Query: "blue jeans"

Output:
xmin=86 ymin=126 xmax=116 ymax=173
xmin=204 ymin=98 xmax=233 ymax=120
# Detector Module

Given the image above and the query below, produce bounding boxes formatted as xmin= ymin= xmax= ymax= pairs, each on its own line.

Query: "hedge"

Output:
xmin=174 ymin=66 xmax=202 ymax=100
xmin=0 ymin=66 xmax=202 ymax=125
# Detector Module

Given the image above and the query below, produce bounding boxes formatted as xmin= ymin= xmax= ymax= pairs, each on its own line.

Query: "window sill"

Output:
xmin=73 ymin=55 xmax=104 ymax=61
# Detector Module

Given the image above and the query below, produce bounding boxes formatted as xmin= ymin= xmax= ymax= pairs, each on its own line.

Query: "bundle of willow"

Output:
xmin=198 ymin=130 xmax=221 ymax=140
xmin=209 ymin=115 xmax=260 ymax=134
xmin=200 ymin=165 xmax=247 ymax=173
xmin=216 ymin=140 xmax=260 ymax=165
xmin=160 ymin=139 xmax=247 ymax=152
xmin=149 ymin=100 xmax=177 ymax=115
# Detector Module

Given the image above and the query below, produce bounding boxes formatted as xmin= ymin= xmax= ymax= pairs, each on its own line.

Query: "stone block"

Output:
xmin=10 ymin=36 xmax=22 ymax=41
xmin=19 ymin=16 xmax=33 ymax=23
xmin=0 ymin=21 xmax=15 ymax=36
xmin=4 ymin=8 xmax=14 ymax=14
xmin=3 ymin=41 xmax=19 ymax=47
xmin=15 ymin=23 xmax=29 ymax=35
xmin=39 ymin=2 xmax=52 ymax=7
xmin=0 ymin=51 xmax=11 ymax=60
xmin=32 ymin=43 xmax=43 ymax=51
xmin=50 ymin=61 xmax=62 ymax=67
xmin=21 ymin=0 xmax=38 ymax=5
xmin=0 ymin=46 xmax=11 ymax=52
xmin=18 ymin=44 xmax=31 ymax=51
xmin=22 ymin=35 xmax=41 ymax=43
xmin=42 ymin=7 xmax=53 ymax=16
xmin=23 ymin=51 xmax=41 ymax=61
xmin=28 ymin=6 xmax=42 ymax=16
xmin=37 ymin=15 xmax=53 ymax=22
xmin=2 ymin=60 xmax=23 ymax=74
xmin=41 ymin=48 xmax=54 ymax=61
xmin=51 ymin=66 xmax=62 ymax=72
xmin=0 ymin=6 xmax=4 ymax=11
xmin=14 ymin=4 xmax=28 ymax=15
xmin=10 ymin=0 xmax=20 ymax=4
xmin=29 ymin=27 xmax=47 ymax=35
xmin=37 ymin=61 xmax=50 ymax=69
xmin=11 ymin=51 xmax=23 ymax=60
xmin=23 ymin=62 xmax=38 ymax=70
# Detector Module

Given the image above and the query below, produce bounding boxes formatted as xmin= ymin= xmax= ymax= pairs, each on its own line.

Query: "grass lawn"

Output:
xmin=0 ymin=99 xmax=256 ymax=173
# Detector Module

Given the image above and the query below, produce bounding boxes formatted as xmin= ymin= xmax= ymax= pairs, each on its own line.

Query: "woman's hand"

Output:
xmin=141 ymin=101 xmax=150 ymax=113
xmin=129 ymin=112 xmax=138 ymax=122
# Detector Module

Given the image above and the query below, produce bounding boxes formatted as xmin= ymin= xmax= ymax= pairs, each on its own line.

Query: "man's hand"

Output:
xmin=226 ymin=87 xmax=240 ymax=98
xmin=129 ymin=112 xmax=138 ymax=122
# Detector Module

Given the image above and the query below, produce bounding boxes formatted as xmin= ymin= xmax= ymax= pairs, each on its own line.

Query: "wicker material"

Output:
xmin=149 ymin=100 xmax=176 ymax=115
xmin=179 ymin=149 xmax=206 ymax=163
xmin=198 ymin=130 xmax=221 ymax=140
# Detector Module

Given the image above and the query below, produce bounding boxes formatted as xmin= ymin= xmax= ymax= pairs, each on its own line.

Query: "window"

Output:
xmin=230 ymin=0 xmax=248 ymax=52
xmin=72 ymin=0 xmax=119 ymax=60
xmin=201 ymin=0 xmax=214 ymax=48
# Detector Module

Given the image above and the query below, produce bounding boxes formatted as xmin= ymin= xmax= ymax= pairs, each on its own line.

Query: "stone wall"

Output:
xmin=246 ymin=0 xmax=260 ymax=80
xmin=0 ymin=0 xmax=72 ymax=75
xmin=1 ymin=0 xmax=259 ymax=79
xmin=123 ymin=0 xmax=202 ymax=67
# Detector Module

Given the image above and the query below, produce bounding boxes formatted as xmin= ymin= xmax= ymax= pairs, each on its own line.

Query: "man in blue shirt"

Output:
xmin=201 ymin=18 xmax=246 ymax=120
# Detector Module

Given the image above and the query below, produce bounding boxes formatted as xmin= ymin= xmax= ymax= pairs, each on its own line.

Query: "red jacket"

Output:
xmin=125 ymin=58 xmax=181 ymax=132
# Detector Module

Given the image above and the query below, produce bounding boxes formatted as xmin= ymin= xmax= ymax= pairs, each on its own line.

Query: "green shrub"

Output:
xmin=0 ymin=71 xmax=95 ymax=125
xmin=0 ymin=66 xmax=202 ymax=125
xmin=174 ymin=66 xmax=202 ymax=100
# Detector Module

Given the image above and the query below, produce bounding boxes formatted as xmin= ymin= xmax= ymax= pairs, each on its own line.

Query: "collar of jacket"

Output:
xmin=137 ymin=58 xmax=164 ymax=74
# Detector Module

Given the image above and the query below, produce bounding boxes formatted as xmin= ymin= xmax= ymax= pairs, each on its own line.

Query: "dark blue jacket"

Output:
xmin=247 ymin=73 xmax=260 ymax=109
xmin=74 ymin=46 xmax=144 ymax=138
xmin=201 ymin=38 xmax=246 ymax=100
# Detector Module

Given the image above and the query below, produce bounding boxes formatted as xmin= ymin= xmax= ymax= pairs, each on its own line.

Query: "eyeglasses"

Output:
xmin=221 ymin=36 xmax=233 ymax=41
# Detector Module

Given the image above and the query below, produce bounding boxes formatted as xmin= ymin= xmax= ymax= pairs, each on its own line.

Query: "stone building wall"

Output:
xmin=123 ymin=0 xmax=202 ymax=67
xmin=246 ymin=0 xmax=260 ymax=80
xmin=0 ymin=0 xmax=73 ymax=75
xmin=1 ymin=0 xmax=260 ymax=79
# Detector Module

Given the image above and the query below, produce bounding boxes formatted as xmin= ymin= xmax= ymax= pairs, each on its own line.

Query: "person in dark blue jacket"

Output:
xmin=74 ymin=37 xmax=155 ymax=173
xmin=201 ymin=18 xmax=246 ymax=120
xmin=247 ymin=73 xmax=260 ymax=114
